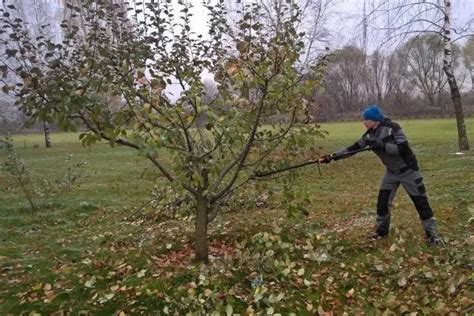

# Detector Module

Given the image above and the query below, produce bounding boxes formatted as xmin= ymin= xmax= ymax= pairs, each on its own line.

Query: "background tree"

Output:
xmin=321 ymin=45 xmax=367 ymax=117
xmin=362 ymin=50 xmax=408 ymax=108
xmin=382 ymin=51 xmax=416 ymax=116
xmin=1 ymin=0 xmax=322 ymax=263
xmin=369 ymin=0 xmax=472 ymax=150
xmin=462 ymin=37 xmax=474 ymax=93
xmin=396 ymin=34 xmax=457 ymax=113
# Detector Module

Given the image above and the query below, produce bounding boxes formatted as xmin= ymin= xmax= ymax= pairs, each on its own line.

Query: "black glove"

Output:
xmin=368 ymin=139 xmax=385 ymax=152
xmin=319 ymin=154 xmax=334 ymax=164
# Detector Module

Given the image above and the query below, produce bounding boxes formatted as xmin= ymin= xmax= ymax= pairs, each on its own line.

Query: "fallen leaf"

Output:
xmin=85 ymin=276 xmax=96 ymax=288
xmin=398 ymin=276 xmax=407 ymax=287
xmin=82 ymin=258 xmax=92 ymax=265
xmin=226 ymin=304 xmax=233 ymax=316
xmin=346 ymin=288 xmax=355 ymax=298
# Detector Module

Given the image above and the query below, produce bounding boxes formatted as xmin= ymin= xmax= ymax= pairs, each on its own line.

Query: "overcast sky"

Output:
xmin=182 ymin=0 xmax=473 ymax=50
xmin=331 ymin=0 xmax=474 ymax=51
xmin=44 ymin=0 xmax=472 ymax=101
xmin=159 ymin=0 xmax=473 ymax=100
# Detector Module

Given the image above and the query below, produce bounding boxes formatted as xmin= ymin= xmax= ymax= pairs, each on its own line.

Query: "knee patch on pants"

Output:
xmin=377 ymin=189 xmax=391 ymax=216
xmin=409 ymin=195 xmax=433 ymax=220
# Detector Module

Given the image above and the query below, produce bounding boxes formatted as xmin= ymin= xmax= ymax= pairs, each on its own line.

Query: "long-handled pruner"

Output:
xmin=251 ymin=147 xmax=372 ymax=179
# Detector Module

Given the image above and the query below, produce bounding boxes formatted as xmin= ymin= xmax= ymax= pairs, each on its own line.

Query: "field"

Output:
xmin=1 ymin=118 xmax=473 ymax=315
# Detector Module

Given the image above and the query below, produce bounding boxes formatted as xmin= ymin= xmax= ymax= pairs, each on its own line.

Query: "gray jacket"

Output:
xmin=334 ymin=117 xmax=419 ymax=173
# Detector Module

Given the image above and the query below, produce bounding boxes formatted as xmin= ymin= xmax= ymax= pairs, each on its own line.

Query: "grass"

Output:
xmin=0 ymin=118 xmax=473 ymax=314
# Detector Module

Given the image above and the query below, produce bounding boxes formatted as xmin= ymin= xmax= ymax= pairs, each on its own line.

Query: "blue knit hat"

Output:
xmin=362 ymin=105 xmax=384 ymax=121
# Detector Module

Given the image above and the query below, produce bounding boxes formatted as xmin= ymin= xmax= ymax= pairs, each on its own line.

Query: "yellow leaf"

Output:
xmin=32 ymin=283 xmax=43 ymax=291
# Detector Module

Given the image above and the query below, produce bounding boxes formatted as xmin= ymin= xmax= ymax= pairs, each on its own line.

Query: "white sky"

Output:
xmin=162 ymin=0 xmax=473 ymax=100
xmin=331 ymin=0 xmax=474 ymax=51
xmin=183 ymin=0 xmax=473 ymax=50
xmin=44 ymin=0 xmax=473 ymax=101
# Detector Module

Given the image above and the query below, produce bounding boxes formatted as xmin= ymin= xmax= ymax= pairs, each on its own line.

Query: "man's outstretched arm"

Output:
xmin=320 ymin=137 xmax=368 ymax=163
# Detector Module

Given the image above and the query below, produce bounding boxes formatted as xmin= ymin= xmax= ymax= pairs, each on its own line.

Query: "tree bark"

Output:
xmin=43 ymin=121 xmax=52 ymax=148
xmin=443 ymin=0 xmax=469 ymax=151
xmin=194 ymin=196 xmax=209 ymax=263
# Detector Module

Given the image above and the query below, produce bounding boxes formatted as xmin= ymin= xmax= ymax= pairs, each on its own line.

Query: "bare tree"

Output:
xmin=462 ymin=37 xmax=474 ymax=92
xmin=363 ymin=51 xmax=389 ymax=105
xmin=397 ymin=34 xmax=453 ymax=111
xmin=383 ymin=51 xmax=419 ymax=115
xmin=323 ymin=46 xmax=367 ymax=116
xmin=369 ymin=0 xmax=472 ymax=150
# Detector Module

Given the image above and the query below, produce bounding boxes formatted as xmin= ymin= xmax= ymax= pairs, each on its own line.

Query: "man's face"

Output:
xmin=363 ymin=119 xmax=378 ymax=130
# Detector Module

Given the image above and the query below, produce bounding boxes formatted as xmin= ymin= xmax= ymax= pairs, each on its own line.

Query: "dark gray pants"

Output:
xmin=376 ymin=169 xmax=438 ymax=237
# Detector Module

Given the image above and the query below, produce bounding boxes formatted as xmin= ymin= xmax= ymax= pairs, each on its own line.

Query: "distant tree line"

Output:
xmin=310 ymin=36 xmax=474 ymax=121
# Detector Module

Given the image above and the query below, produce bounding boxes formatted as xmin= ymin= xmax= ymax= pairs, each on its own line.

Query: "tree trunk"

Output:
xmin=427 ymin=93 xmax=435 ymax=108
xmin=443 ymin=0 xmax=470 ymax=151
xmin=194 ymin=196 xmax=209 ymax=263
xmin=43 ymin=121 xmax=52 ymax=148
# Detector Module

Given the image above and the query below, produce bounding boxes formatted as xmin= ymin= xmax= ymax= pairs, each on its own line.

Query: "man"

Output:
xmin=319 ymin=105 xmax=442 ymax=245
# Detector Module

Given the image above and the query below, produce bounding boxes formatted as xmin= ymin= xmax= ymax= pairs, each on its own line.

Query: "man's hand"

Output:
xmin=368 ymin=139 xmax=385 ymax=151
xmin=319 ymin=154 xmax=334 ymax=164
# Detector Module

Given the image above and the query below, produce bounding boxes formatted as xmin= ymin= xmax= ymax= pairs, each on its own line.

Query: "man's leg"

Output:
xmin=400 ymin=170 xmax=442 ymax=245
xmin=373 ymin=171 xmax=400 ymax=237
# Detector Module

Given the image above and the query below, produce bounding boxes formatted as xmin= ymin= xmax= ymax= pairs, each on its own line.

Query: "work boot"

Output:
xmin=368 ymin=231 xmax=388 ymax=239
xmin=426 ymin=234 xmax=444 ymax=246
xmin=422 ymin=217 xmax=444 ymax=246
xmin=370 ymin=214 xmax=390 ymax=239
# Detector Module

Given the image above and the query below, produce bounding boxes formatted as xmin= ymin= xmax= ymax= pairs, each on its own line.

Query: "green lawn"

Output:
xmin=0 ymin=118 xmax=473 ymax=314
